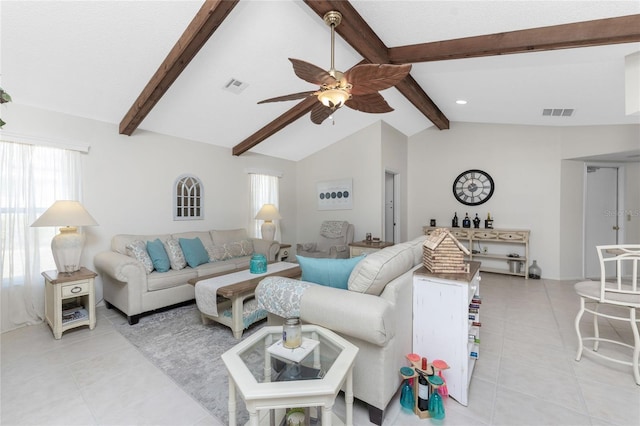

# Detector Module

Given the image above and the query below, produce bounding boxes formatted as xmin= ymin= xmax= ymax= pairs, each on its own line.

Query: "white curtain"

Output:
xmin=249 ymin=173 xmax=280 ymax=241
xmin=0 ymin=141 xmax=81 ymax=333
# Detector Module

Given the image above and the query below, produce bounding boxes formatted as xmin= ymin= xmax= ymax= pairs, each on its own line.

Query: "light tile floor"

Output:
xmin=2 ymin=273 xmax=639 ymax=425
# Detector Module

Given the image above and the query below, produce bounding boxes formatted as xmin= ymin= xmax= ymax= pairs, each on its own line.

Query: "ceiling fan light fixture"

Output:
xmin=318 ymin=88 xmax=350 ymax=109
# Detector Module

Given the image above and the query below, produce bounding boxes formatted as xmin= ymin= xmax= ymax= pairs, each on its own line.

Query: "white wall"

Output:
xmin=408 ymin=122 xmax=639 ymax=280
xmin=5 ymin=104 xmax=297 ymax=301
xmin=295 ymin=122 xmax=383 ymax=245
xmin=381 ymin=122 xmax=409 ymax=242
xmin=6 ymin=103 xmax=638 ymax=287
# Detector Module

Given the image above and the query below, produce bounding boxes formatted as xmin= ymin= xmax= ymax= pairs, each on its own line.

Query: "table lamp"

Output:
xmin=31 ymin=200 xmax=98 ymax=273
xmin=255 ymin=204 xmax=281 ymax=241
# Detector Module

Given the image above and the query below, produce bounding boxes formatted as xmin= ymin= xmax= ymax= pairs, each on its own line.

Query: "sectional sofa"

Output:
xmin=256 ymin=235 xmax=427 ymax=425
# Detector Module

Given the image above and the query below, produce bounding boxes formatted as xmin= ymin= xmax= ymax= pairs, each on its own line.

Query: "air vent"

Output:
xmin=224 ymin=78 xmax=248 ymax=94
xmin=542 ymin=108 xmax=574 ymax=117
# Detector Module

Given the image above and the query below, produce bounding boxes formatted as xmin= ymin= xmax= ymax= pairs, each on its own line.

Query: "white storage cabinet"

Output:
xmin=412 ymin=261 xmax=481 ymax=406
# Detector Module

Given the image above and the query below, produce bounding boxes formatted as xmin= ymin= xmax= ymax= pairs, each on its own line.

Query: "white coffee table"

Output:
xmin=221 ymin=324 xmax=359 ymax=426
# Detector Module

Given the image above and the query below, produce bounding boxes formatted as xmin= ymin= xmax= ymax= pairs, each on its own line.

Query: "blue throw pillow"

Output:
xmin=146 ymin=239 xmax=171 ymax=272
xmin=297 ymin=255 xmax=365 ymax=290
xmin=179 ymin=237 xmax=209 ymax=268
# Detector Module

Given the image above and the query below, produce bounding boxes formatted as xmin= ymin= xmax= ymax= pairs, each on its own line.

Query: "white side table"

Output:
xmin=43 ymin=267 xmax=97 ymax=339
xmin=277 ymin=243 xmax=291 ymax=262
xmin=221 ymin=325 xmax=358 ymax=426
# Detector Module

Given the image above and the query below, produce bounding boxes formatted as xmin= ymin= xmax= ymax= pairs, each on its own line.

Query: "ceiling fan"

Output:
xmin=257 ymin=11 xmax=411 ymax=125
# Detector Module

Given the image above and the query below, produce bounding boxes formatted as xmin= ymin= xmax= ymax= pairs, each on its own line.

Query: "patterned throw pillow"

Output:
xmin=240 ymin=239 xmax=254 ymax=256
xmin=205 ymin=244 xmax=230 ymax=262
xmin=125 ymin=240 xmax=154 ymax=274
xmin=227 ymin=239 xmax=255 ymax=258
xmin=163 ymin=238 xmax=187 ymax=270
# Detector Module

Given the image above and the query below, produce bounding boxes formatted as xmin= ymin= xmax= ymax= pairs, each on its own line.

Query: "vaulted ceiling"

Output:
xmin=2 ymin=1 xmax=639 ymax=161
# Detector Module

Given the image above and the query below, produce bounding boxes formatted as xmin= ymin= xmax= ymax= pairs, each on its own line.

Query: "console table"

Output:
xmin=423 ymin=226 xmax=530 ymax=278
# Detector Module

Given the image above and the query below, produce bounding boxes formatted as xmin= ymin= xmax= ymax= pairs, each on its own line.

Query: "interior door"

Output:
xmin=584 ymin=166 xmax=619 ymax=278
xmin=385 ymin=172 xmax=395 ymax=243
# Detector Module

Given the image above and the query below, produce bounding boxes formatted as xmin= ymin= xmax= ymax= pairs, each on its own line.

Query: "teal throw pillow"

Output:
xmin=179 ymin=237 xmax=209 ymax=268
xmin=146 ymin=239 xmax=171 ymax=272
xmin=297 ymin=255 xmax=365 ymax=290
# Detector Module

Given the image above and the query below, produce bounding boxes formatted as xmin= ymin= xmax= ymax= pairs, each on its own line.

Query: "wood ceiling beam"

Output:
xmin=303 ymin=0 xmax=449 ymax=130
xmin=119 ymin=0 xmax=239 ymax=136
xmin=233 ymin=97 xmax=318 ymax=156
xmin=388 ymin=14 xmax=640 ymax=63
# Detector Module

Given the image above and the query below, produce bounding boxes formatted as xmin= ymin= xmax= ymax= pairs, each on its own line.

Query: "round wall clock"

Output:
xmin=452 ymin=169 xmax=494 ymax=206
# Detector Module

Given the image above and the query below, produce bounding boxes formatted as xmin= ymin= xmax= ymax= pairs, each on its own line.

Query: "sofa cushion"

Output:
xmin=125 ymin=240 xmax=154 ymax=274
xmin=147 ymin=268 xmax=198 ymax=291
xmin=164 ymin=238 xmax=187 ymax=270
xmin=146 ymin=239 xmax=170 ymax=273
xmin=196 ymin=260 xmax=237 ymax=277
xmin=297 ymin=255 xmax=364 ymax=289
xmin=348 ymin=244 xmax=415 ymax=295
xmin=210 ymin=228 xmax=249 ymax=246
xmin=112 ymin=234 xmax=171 ymax=255
xmin=179 ymin=237 xmax=210 ymax=268
xmin=173 ymin=231 xmax=214 ymax=248
xmin=408 ymin=235 xmax=428 ymax=265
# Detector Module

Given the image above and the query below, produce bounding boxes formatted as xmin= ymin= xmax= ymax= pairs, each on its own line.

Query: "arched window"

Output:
xmin=174 ymin=174 xmax=203 ymax=220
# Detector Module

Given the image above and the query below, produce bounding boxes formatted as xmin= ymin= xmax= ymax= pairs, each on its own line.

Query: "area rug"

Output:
xmin=113 ymin=303 xmax=265 ymax=425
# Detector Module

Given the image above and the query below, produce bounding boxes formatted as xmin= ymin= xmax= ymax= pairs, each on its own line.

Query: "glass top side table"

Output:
xmin=221 ymin=324 xmax=358 ymax=426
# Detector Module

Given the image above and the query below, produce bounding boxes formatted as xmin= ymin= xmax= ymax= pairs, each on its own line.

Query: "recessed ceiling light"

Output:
xmin=456 ymin=100 xmax=467 ymax=105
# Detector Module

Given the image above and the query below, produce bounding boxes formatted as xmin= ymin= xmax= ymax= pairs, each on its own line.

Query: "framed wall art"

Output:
xmin=317 ymin=179 xmax=353 ymax=210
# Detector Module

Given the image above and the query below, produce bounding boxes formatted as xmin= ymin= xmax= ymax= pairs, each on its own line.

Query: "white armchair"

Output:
xmin=297 ymin=221 xmax=354 ymax=259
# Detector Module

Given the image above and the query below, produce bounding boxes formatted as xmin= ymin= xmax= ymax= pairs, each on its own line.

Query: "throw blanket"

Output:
xmin=320 ymin=221 xmax=348 ymax=238
xmin=256 ymin=277 xmax=312 ymax=318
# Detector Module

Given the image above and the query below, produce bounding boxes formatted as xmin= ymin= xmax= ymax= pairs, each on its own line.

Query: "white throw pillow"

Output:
xmin=348 ymin=244 xmax=414 ymax=295
xmin=163 ymin=238 xmax=187 ymax=270
xmin=125 ymin=240 xmax=154 ymax=274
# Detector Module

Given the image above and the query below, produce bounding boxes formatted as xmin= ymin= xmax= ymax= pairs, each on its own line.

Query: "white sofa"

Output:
xmin=94 ymin=229 xmax=279 ymax=325
xmin=256 ymin=235 xmax=426 ymax=425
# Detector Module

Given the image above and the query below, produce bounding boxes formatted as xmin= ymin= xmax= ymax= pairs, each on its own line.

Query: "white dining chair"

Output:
xmin=574 ymin=244 xmax=640 ymax=385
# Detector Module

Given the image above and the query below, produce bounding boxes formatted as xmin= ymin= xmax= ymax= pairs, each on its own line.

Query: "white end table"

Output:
xmin=43 ymin=267 xmax=97 ymax=339
xmin=221 ymin=324 xmax=358 ymax=426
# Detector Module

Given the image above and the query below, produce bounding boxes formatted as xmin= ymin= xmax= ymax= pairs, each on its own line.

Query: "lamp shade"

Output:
xmin=31 ymin=200 xmax=98 ymax=227
xmin=255 ymin=204 xmax=281 ymax=241
xmin=31 ymin=200 xmax=98 ymax=273
xmin=255 ymin=204 xmax=281 ymax=221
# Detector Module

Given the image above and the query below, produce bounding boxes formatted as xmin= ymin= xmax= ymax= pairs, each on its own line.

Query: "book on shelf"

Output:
xmin=62 ymin=307 xmax=88 ymax=324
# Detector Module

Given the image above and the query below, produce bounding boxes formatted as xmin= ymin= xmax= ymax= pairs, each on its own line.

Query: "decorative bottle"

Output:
xmin=528 ymin=260 xmax=542 ymax=279
xmin=452 ymin=212 xmax=459 ymax=228
xmin=484 ymin=212 xmax=494 ymax=229
xmin=473 ymin=213 xmax=481 ymax=228
xmin=462 ymin=213 xmax=471 ymax=228
xmin=417 ymin=357 xmax=430 ymax=411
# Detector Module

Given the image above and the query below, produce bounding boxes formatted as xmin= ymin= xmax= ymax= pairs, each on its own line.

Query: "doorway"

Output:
xmin=584 ymin=165 xmax=620 ymax=278
xmin=384 ymin=171 xmax=397 ymax=243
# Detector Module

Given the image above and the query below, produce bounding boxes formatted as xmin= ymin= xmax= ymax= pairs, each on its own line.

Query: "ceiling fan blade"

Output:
xmin=345 ymin=93 xmax=394 ymax=113
xmin=289 ymin=58 xmax=337 ymax=86
xmin=345 ymin=63 xmax=412 ymax=95
xmin=258 ymin=91 xmax=316 ymax=104
xmin=310 ymin=102 xmax=333 ymax=125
